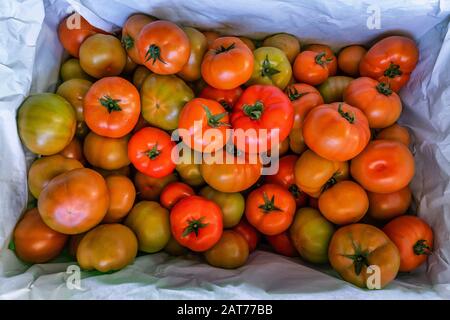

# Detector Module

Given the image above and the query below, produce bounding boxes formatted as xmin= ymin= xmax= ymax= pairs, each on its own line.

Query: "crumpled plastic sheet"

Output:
xmin=0 ymin=0 xmax=450 ymax=299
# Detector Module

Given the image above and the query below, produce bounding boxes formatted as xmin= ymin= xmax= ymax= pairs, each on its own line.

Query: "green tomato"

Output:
xmin=247 ymin=46 xmax=292 ymax=90
xmin=60 ymin=58 xmax=93 ymax=82
xmin=290 ymin=207 xmax=335 ymax=264
xmin=199 ymin=186 xmax=245 ymax=228
xmin=318 ymin=76 xmax=354 ymax=103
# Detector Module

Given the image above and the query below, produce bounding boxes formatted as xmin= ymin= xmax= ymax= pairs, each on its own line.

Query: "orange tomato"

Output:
xmin=337 ymin=45 xmax=367 ymax=77
xmin=263 ymin=33 xmax=300 ymax=64
xmin=121 ymin=14 xmax=155 ymax=64
xmin=83 ymin=132 xmax=130 ymax=170
xmin=103 ymin=175 xmax=136 ymax=223
xmin=178 ymin=27 xmax=208 ymax=82
xmin=238 ymin=36 xmax=256 ymax=51
xmin=376 ymin=123 xmax=411 ymax=146
xmin=304 ymin=44 xmax=337 ymax=75
xmin=160 ymin=182 xmax=195 ymax=209
xmin=293 ymin=51 xmax=330 ymax=85
xmin=367 ymin=186 xmax=411 ymax=221
xmin=203 ymin=31 xmax=220 ymax=48
xmin=58 ymin=138 xmax=85 ymax=165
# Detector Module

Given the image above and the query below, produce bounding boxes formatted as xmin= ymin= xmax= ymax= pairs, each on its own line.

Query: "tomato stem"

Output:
xmin=286 ymin=87 xmax=310 ymax=101
xmin=145 ymin=44 xmax=167 ymax=65
xmin=288 ymin=184 xmax=301 ymax=199
xmin=99 ymin=96 xmax=122 ymax=113
xmin=121 ymin=35 xmax=134 ymax=50
xmin=261 ymin=54 xmax=280 ymax=77
xmin=413 ymin=239 xmax=432 ymax=256
xmin=243 ymin=101 xmax=264 ymax=120
xmin=337 ymin=103 xmax=355 ymax=124
xmin=384 ymin=62 xmax=402 ymax=78
xmin=202 ymin=105 xmax=230 ymax=128
xmin=215 ymin=42 xmax=235 ymax=54
xmin=182 ymin=217 xmax=208 ymax=237
xmin=145 ymin=144 xmax=160 ymax=160
xmin=258 ymin=192 xmax=283 ymax=213
xmin=376 ymin=82 xmax=393 ymax=96
xmin=315 ymin=52 xmax=330 ymax=67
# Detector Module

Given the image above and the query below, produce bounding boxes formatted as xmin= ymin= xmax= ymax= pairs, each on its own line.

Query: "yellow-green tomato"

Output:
xmin=290 ymin=207 xmax=335 ymax=264
xmin=247 ymin=47 xmax=292 ymax=90
xmin=204 ymin=230 xmax=249 ymax=269
xmin=199 ymin=186 xmax=245 ymax=228
xmin=60 ymin=58 xmax=93 ymax=81
xmin=125 ymin=201 xmax=171 ymax=253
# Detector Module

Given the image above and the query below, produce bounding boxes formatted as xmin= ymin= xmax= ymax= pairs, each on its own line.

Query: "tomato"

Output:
xmin=318 ymin=76 xmax=354 ymax=103
xmin=137 ymin=20 xmax=190 ymax=74
xmin=79 ymin=34 xmax=126 ymax=78
xmin=128 ymin=127 xmax=176 ymax=178
xmin=376 ymin=123 xmax=410 ymax=146
xmin=178 ymin=27 xmax=208 ymax=82
xmin=141 ymin=74 xmax=194 ymax=131
xmin=199 ymin=186 xmax=245 ymax=228
xmin=262 ymin=33 xmax=300 ymax=63
xmin=303 ymin=102 xmax=370 ymax=161
xmin=68 ymin=233 xmax=85 ymax=257
xmin=238 ymin=37 xmax=256 ymax=51
xmin=248 ymin=47 xmax=292 ymax=90
xmin=83 ymin=132 xmax=130 ymax=170
xmin=77 ymin=224 xmax=138 ymax=272
xmin=38 ymin=168 xmax=109 ymax=234
xmin=201 ymin=37 xmax=253 ymax=89
xmin=160 ymin=182 xmax=195 ymax=209
xmin=383 ymin=216 xmax=433 ymax=272
xmin=58 ymin=138 xmax=85 ymax=164
xmin=178 ymin=98 xmax=229 ymax=153
xmin=123 ymin=55 xmax=138 ymax=74
xmin=175 ymin=146 xmax=205 ymax=187
xmin=266 ymin=232 xmax=298 ymax=257
xmin=170 ymin=195 xmax=223 ymax=252
xmin=266 ymin=155 xmax=308 ymax=207
xmin=103 ymin=175 xmax=136 ymax=223
xmin=351 ymin=140 xmax=415 ymax=193
xmin=124 ymin=201 xmax=171 ymax=253
xmin=18 ymin=93 xmax=76 ymax=155
xmin=303 ymin=44 xmax=337 ymax=76
xmin=290 ymin=207 xmax=335 ymax=263
xmin=83 ymin=77 xmax=140 ymax=138
xmin=328 ymin=223 xmax=400 ymax=288
xmin=233 ymin=219 xmax=260 ymax=252
xmin=231 ymin=85 xmax=294 ymax=153
xmin=200 ymin=150 xmax=262 ymax=193
xmin=199 ymin=85 xmax=243 ymax=111
xmin=271 ymin=137 xmax=290 ymax=157
xmin=134 ymin=171 xmax=177 ymax=201
xmin=204 ymin=230 xmax=249 ymax=269
xmin=94 ymin=165 xmax=131 ymax=178
xmin=360 ymin=36 xmax=419 ymax=92
xmin=28 ymin=155 xmax=84 ymax=198
xmin=13 ymin=208 xmax=68 ymax=263
xmin=121 ymin=14 xmax=156 ymax=64
xmin=318 ymin=181 xmax=368 ymax=225
xmin=58 ymin=13 xmax=107 ymax=58
xmin=132 ymin=65 xmax=152 ymax=90
xmin=245 ymin=184 xmax=296 ymax=236
xmin=368 ymin=187 xmax=411 ymax=221
xmin=60 ymin=58 xmax=92 ymax=81
xmin=203 ymin=31 xmax=220 ymax=48
xmin=337 ymin=45 xmax=367 ymax=77
xmin=164 ymin=236 xmax=189 ymax=256
xmin=293 ymin=51 xmax=330 ymax=85
xmin=294 ymin=149 xmax=349 ymax=198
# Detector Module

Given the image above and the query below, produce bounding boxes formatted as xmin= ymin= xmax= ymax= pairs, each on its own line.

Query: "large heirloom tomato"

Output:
xmin=199 ymin=85 xmax=243 ymax=111
xmin=303 ymin=44 xmax=337 ymax=76
xmin=383 ymin=216 xmax=433 ymax=272
xmin=262 ymin=33 xmax=300 ymax=64
xmin=266 ymin=231 xmax=298 ymax=257
xmin=231 ymin=85 xmax=294 ymax=153
xmin=84 ymin=77 xmax=140 ymax=138
xmin=14 ymin=208 xmax=68 ymax=263
xmin=303 ymin=102 xmax=370 ymax=161
xmin=38 ymin=168 xmax=109 ymax=234
xmin=376 ymin=123 xmax=410 ymax=146
xmin=359 ymin=36 xmax=419 ymax=92
xmin=367 ymin=187 xmax=411 ymax=221
xmin=18 ymin=93 xmax=76 ymax=155
xmin=328 ymin=224 xmax=400 ymax=289
xmin=178 ymin=27 xmax=208 ymax=82
xmin=350 ymin=140 xmax=415 ymax=193
xmin=294 ymin=149 xmax=349 ymax=198
xmin=344 ymin=77 xmax=402 ymax=128
xmin=121 ymin=14 xmax=156 ymax=64
xmin=103 ymin=175 xmax=136 ymax=223
xmin=204 ymin=230 xmax=249 ymax=269
xmin=233 ymin=219 xmax=260 ymax=252
xmin=201 ymin=37 xmax=254 ymax=89
xmin=128 ymin=127 xmax=176 ymax=178
xmin=293 ymin=51 xmax=331 ymax=85
xmin=170 ymin=195 xmax=223 ymax=252
xmin=245 ymin=184 xmax=296 ymax=236
xmin=134 ymin=172 xmax=178 ymax=201
xmin=138 ymin=20 xmax=190 ymax=74
xmin=337 ymin=45 xmax=367 ymax=77
xmin=248 ymin=47 xmax=292 ymax=90
xmin=83 ymin=132 xmax=130 ymax=170
xmin=160 ymin=182 xmax=195 ymax=209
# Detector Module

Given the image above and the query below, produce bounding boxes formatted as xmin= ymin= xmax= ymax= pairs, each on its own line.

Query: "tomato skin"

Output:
xmin=248 ymin=47 xmax=292 ymax=90
xmin=77 ymin=224 xmax=138 ymax=272
xmin=170 ymin=195 xmax=223 ymax=252
xmin=233 ymin=219 xmax=260 ymax=252
xmin=201 ymin=37 xmax=254 ymax=90
xmin=290 ymin=208 xmax=335 ymax=263
xmin=138 ymin=20 xmax=190 ymax=74
xmin=318 ymin=181 xmax=369 ymax=225
xmin=38 ymin=168 xmax=109 ymax=235
xmin=122 ymin=14 xmax=156 ymax=64
xmin=60 ymin=58 xmax=93 ymax=81
xmin=383 ymin=216 xmax=433 ymax=272
xmin=57 ymin=78 xmax=92 ymax=122
xmin=204 ymin=230 xmax=249 ymax=269
xmin=329 ymin=223 xmax=400 ymax=288
xmin=18 ymin=93 xmax=76 ymax=156
xmin=175 ymin=147 xmax=205 ymax=187
xmin=318 ymin=76 xmax=354 ymax=104
xmin=134 ymin=172 xmax=178 ymax=201
xmin=141 ymin=74 xmax=194 ymax=131
xmin=58 ymin=138 xmax=86 ymax=164
xmin=238 ymin=36 xmax=256 ymax=51
xmin=360 ymin=36 xmax=419 ymax=92
xmin=266 ymin=231 xmax=298 ymax=257
xmin=203 ymin=31 xmax=220 ymax=49
xmin=231 ymin=85 xmax=294 ymax=153
xmin=376 ymin=123 xmax=410 ymax=146
xmin=293 ymin=51 xmax=330 ymax=85
xmin=303 ymin=102 xmax=370 ymax=161
xmin=368 ymin=186 xmax=411 ymax=221
xmin=199 ymin=85 xmax=243 ymax=111
xmin=350 ymin=140 xmax=415 ymax=193
xmin=128 ymin=127 xmax=176 ymax=178
xmin=14 ymin=208 xmax=68 ymax=263
xmin=160 ymin=182 xmax=195 ymax=209
xmin=178 ymin=27 xmax=208 ymax=82
xmin=337 ymin=45 xmax=367 ymax=77
xmin=83 ymin=132 xmax=130 ymax=170
xmin=164 ymin=236 xmax=189 ymax=256
xmin=84 ymin=77 xmax=140 ymax=138
xmin=103 ymin=175 xmax=136 ymax=223
xmin=304 ymin=44 xmax=337 ymax=76
xmin=263 ymin=33 xmax=300 ymax=63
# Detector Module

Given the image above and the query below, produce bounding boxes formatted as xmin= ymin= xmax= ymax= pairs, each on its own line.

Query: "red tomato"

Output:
xmin=304 ymin=44 xmax=337 ymax=76
xmin=266 ymin=231 xmax=298 ymax=257
xmin=199 ymin=85 xmax=243 ymax=111
xmin=121 ymin=14 xmax=156 ymax=64
xmin=233 ymin=219 xmax=260 ymax=252
xmin=160 ymin=182 xmax=195 ymax=209
xmin=293 ymin=51 xmax=331 ymax=85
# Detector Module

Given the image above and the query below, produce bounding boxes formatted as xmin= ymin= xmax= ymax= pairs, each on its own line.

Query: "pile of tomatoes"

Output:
xmin=13 ymin=12 xmax=434 ymax=290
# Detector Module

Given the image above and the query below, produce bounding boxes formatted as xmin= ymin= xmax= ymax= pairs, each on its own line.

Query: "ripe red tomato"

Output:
xmin=170 ymin=195 xmax=223 ymax=252
xmin=266 ymin=231 xmax=298 ymax=257
xmin=304 ymin=44 xmax=337 ymax=76
xmin=128 ymin=127 xmax=176 ymax=178
xmin=160 ymin=182 xmax=195 ymax=209
xmin=199 ymin=85 xmax=243 ymax=111
xmin=293 ymin=51 xmax=331 ymax=85
xmin=121 ymin=14 xmax=156 ymax=64
xmin=233 ymin=219 xmax=260 ymax=252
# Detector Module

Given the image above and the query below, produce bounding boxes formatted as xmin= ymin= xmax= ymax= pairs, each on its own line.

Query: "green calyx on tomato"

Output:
xmin=337 ymin=103 xmax=354 ymax=124
xmin=122 ymin=35 xmax=134 ymax=50
xmin=383 ymin=62 xmax=402 ymax=78
xmin=344 ymin=249 xmax=370 ymax=276
xmin=258 ymin=192 xmax=282 ymax=213
xmin=183 ymin=217 xmax=209 ymax=237
xmin=145 ymin=44 xmax=166 ymax=65
xmin=145 ymin=144 xmax=160 ymax=160
xmin=376 ymin=82 xmax=393 ymax=96
xmin=99 ymin=96 xmax=122 ymax=113
xmin=315 ymin=52 xmax=332 ymax=67
xmin=261 ymin=55 xmax=280 ymax=77
xmin=287 ymin=87 xmax=310 ymax=101
xmin=215 ymin=42 xmax=235 ymax=54
xmin=202 ymin=105 xmax=230 ymax=128
xmin=243 ymin=101 xmax=264 ymax=120
xmin=413 ymin=239 xmax=432 ymax=256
